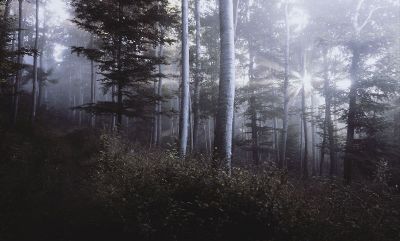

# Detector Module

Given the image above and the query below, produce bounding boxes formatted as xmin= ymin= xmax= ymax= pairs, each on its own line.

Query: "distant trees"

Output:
xmin=71 ymin=0 xmax=177 ymax=130
xmin=0 ymin=0 xmax=398 ymax=184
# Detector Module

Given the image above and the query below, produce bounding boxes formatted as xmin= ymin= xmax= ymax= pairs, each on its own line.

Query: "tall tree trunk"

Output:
xmin=322 ymin=48 xmax=337 ymax=177
xmin=90 ymin=59 xmax=96 ymax=127
xmin=301 ymin=54 xmax=308 ymax=179
xmin=273 ymin=88 xmax=280 ymax=164
xmin=179 ymin=0 xmax=190 ymax=157
xmin=193 ymin=0 xmax=201 ymax=151
xmin=344 ymin=45 xmax=360 ymax=184
xmin=301 ymin=82 xmax=308 ymax=178
xmin=13 ymin=0 xmax=23 ymax=126
xmin=153 ymin=80 xmax=158 ymax=146
xmin=31 ymin=0 xmax=39 ymax=124
xmin=280 ymin=1 xmax=290 ymax=169
xmin=37 ymin=50 xmax=43 ymax=108
xmin=248 ymin=46 xmax=259 ymax=165
xmin=320 ymin=121 xmax=326 ymax=176
xmin=115 ymin=1 xmax=123 ymax=130
xmin=157 ymin=44 xmax=164 ymax=146
xmin=3 ymin=0 xmax=12 ymax=20
xmin=311 ymin=91 xmax=317 ymax=176
xmin=214 ymin=0 xmax=236 ymax=174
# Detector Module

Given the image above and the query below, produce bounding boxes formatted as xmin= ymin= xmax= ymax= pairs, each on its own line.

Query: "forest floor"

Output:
xmin=0 ymin=111 xmax=399 ymax=241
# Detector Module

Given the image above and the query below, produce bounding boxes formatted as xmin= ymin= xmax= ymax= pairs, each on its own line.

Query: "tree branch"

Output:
xmin=358 ymin=7 xmax=383 ymax=32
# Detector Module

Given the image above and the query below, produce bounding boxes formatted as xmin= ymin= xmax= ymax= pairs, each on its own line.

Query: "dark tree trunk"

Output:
xmin=13 ymin=0 xmax=23 ymax=126
xmin=248 ymin=46 xmax=259 ymax=165
xmin=31 ymin=0 xmax=39 ymax=124
xmin=3 ymin=0 xmax=12 ymax=20
xmin=344 ymin=45 xmax=360 ymax=184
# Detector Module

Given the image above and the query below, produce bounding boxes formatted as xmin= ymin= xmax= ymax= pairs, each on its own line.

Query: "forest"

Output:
xmin=0 ymin=0 xmax=399 ymax=240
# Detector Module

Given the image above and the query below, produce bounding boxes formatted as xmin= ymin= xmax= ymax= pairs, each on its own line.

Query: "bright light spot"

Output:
xmin=289 ymin=8 xmax=309 ymax=32
xmin=336 ymin=79 xmax=352 ymax=90
xmin=46 ymin=0 xmax=70 ymax=26
xmin=53 ymin=44 xmax=68 ymax=62
xmin=303 ymin=73 xmax=313 ymax=91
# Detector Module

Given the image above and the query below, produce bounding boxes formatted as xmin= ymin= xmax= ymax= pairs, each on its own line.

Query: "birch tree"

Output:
xmin=179 ymin=0 xmax=190 ymax=157
xmin=214 ymin=0 xmax=236 ymax=173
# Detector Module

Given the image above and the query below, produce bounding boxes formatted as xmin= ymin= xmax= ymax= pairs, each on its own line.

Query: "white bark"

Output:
xmin=214 ymin=0 xmax=236 ymax=174
xmin=281 ymin=0 xmax=290 ymax=168
xmin=179 ymin=0 xmax=190 ymax=157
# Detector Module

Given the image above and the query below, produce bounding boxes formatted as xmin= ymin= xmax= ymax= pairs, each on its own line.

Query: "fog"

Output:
xmin=0 ymin=0 xmax=399 ymax=240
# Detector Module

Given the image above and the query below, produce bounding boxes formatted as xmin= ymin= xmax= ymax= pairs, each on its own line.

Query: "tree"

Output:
xmin=13 ymin=0 xmax=23 ymax=125
xmin=31 ymin=0 xmax=39 ymax=124
xmin=301 ymin=49 xmax=308 ymax=178
xmin=71 ymin=0 xmax=176 ymax=131
xmin=214 ymin=0 xmax=236 ymax=173
xmin=179 ymin=0 xmax=190 ymax=157
xmin=281 ymin=0 xmax=290 ymax=169
xmin=192 ymin=0 xmax=201 ymax=151
xmin=343 ymin=0 xmax=398 ymax=183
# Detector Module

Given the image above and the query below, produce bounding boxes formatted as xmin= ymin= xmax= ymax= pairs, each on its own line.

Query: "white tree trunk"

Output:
xmin=214 ymin=0 xmax=236 ymax=174
xmin=281 ymin=1 xmax=290 ymax=169
xmin=178 ymin=0 xmax=190 ymax=157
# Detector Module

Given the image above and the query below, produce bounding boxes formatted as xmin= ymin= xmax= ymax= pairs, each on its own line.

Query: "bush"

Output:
xmin=86 ymin=134 xmax=400 ymax=241
xmin=0 ymin=130 xmax=398 ymax=241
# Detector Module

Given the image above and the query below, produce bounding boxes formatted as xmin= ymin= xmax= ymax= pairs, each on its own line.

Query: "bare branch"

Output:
xmin=358 ymin=7 xmax=383 ymax=32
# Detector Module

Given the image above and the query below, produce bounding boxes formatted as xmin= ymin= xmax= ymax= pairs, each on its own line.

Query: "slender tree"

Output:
xmin=13 ymin=0 xmax=23 ymax=126
xmin=3 ymin=0 xmax=12 ymax=20
xmin=281 ymin=0 xmax=290 ymax=169
xmin=301 ymin=50 xmax=308 ymax=179
xmin=344 ymin=0 xmax=381 ymax=183
xmin=192 ymin=0 xmax=201 ymax=151
xmin=214 ymin=0 xmax=236 ymax=174
xmin=90 ymin=35 xmax=96 ymax=128
xmin=31 ymin=0 xmax=40 ymax=124
xmin=179 ymin=0 xmax=190 ymax=157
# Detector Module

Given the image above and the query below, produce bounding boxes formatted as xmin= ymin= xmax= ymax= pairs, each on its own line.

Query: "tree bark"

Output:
xmin=280 ymin=1 xmax=290 ymax=169
xmin=273 ymin=88 xmax=280 ymax=164
xmin=311 ymin=91 xmax=316 ymax=176
xmin=13 ymin=0 xmax=23 ymax=126
xmin=3 ymin=0 xmax=12 ymax=20
xmin=179 ymin=0 xmax=190 ymax=157
xmin=301 ymin=60 xmax=308 ymax=179
xmin=90 ymin=50 xmax=96 ymax=128
xmin=214 ymin=0 xmax=236 ymax=174
xmin=344 ymin=45 xmax=360 ymax=184
xmin=157 ymin=44 xmax=164 ymax=146
xmin=248 ymin=46 xmax=259 ymax=165
xmin=31 ymin=0 xmax=39 ymax=124
xmin=322 ymin=48 xmax=337 ymax=177
xmin=193 ymin=0 xmax=201 ymax=151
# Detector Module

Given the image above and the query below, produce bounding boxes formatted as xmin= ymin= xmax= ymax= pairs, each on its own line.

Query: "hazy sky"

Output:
xmin=46 ymin=0 xmax=70 ymax=26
